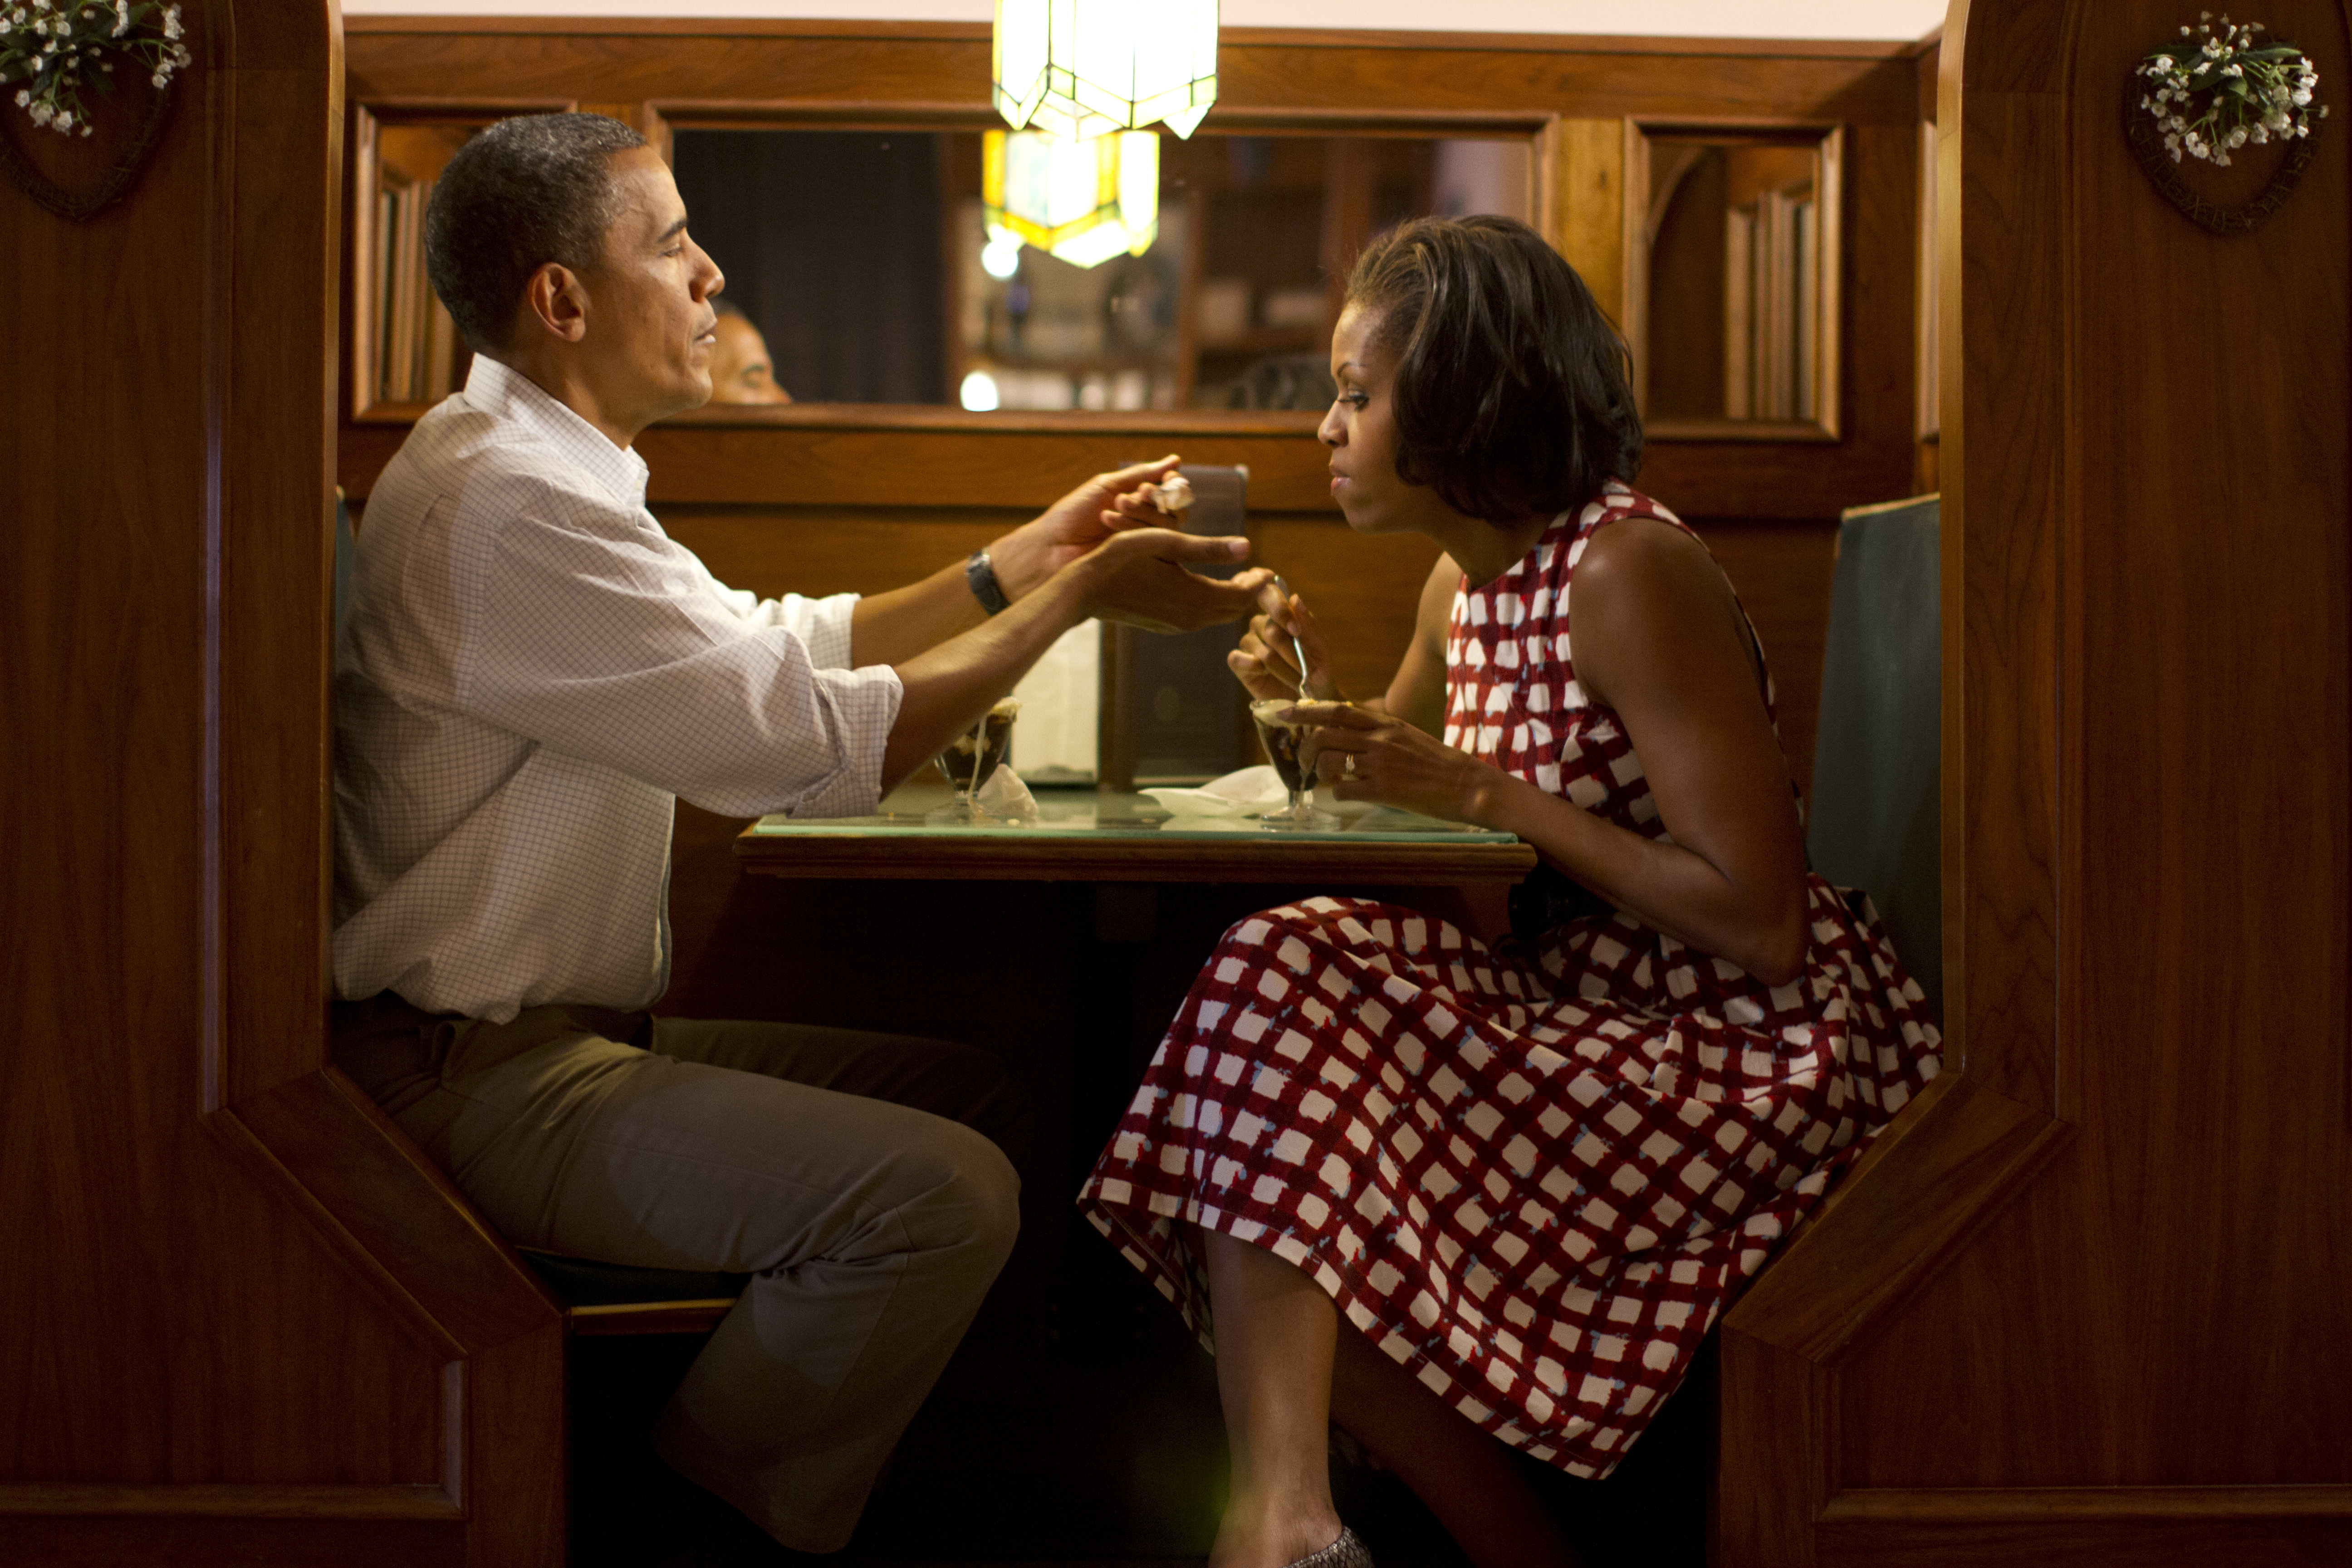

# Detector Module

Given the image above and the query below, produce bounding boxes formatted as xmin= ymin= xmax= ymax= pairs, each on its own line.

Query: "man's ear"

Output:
xmin=519 ymin=262 xmax=589 ymax=345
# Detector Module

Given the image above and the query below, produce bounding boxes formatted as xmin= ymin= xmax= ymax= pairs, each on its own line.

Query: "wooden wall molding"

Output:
xmin=0 ymin=1481 xmax=463 ymax=1519
xmin=346 ymin=15 xmax=1928 ymax=61
xmin=225 ymin=1074 xmax=561 ymax=1356
xmin=1720 ymin=1075 xmax=2070 ymax=1366
xmin=1819 ymin=1486 xmax=2352 ymax=1524
xmin=340 ymin=414 xmax=1913 ymax=523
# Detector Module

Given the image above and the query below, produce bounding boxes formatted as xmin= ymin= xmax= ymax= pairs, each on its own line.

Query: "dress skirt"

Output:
xmin=1077 ymin=885 xmax=1937 ymax=1477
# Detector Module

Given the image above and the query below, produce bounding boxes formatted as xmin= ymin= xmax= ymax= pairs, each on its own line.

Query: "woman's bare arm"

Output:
xmin=1374 ymin=555 xmax=1457 ymax=734
xmin=1298 ymin=519 xmax=1809 ymax=983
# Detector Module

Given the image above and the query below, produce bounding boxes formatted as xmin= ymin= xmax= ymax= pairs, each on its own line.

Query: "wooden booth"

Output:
xmin=1 ymin=1 xmax=2343 ymax=1564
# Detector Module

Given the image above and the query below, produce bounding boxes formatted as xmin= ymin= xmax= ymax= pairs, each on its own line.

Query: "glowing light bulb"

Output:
xmin=981 ymin=230 xmax=1024 ymax=279
xmin=959 ymin=370 xmax=1002 ymax=412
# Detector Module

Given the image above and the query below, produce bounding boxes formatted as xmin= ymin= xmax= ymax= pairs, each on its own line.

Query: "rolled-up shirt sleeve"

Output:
xmin=454 ymin=480 xmax=901 ymax=818
xmin=697 ymin=560 xmax=862 ymax=671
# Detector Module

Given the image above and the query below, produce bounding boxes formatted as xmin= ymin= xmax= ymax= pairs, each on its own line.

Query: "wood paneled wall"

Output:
xmin=1714 ymin=1 xmax=2352 ymax=1562
xmin=337 ymin=17 xmax=1937 ymax=810
xmin=0 ymin=4 xmax=564 ymax=1563
xmin=0 ymin=15 xmax=1938 ymax=1563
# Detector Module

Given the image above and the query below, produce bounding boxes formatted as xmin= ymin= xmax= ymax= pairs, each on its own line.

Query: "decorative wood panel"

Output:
xmin=0 ymin=4 xmax=563 ymax=1562
xmin=1712 ymin=2 xmax=2352 ymax=1562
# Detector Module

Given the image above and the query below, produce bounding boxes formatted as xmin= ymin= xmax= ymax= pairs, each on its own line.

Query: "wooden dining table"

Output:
xmin=732 ymin=780 xmax=1538 ymax=884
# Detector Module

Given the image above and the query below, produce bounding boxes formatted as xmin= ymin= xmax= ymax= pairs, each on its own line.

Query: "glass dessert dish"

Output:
xmin=1250 ymin=699 xmax=1339 ymax=831
xmin=930 ymin=698 xmax=1020 ymax=823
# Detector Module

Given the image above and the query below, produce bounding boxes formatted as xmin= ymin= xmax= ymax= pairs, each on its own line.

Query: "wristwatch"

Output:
xmin=965 ymin=549 xmax=1010 ymax=615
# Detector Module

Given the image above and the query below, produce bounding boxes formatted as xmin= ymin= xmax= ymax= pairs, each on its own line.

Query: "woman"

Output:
xmin=1079 ymin=216 xmax=1940 ymax=1568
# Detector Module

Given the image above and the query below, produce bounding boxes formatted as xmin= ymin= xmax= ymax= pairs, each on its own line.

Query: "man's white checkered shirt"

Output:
xmin=333 ymin=357 xmax=902 ymax=1023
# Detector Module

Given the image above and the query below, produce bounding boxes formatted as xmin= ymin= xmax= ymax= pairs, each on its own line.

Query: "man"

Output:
xmin=707 ymin=298 xmax=792 ymax=403
xmin=331 ymin=113 xmax=1262 ymax=1556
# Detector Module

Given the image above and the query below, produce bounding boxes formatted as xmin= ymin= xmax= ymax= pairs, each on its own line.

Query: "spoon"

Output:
xmin=1271 ymin=575 xmax=1312 ymax=701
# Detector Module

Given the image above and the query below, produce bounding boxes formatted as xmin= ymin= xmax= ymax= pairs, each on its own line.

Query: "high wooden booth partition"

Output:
xmin=1 ymin=1 xmax=2346 ymax=1565
xmin=1711 ymin=1 xmax=2352 ymax=1564
xmin=1 ymin=2 xmax=565 ymax=1565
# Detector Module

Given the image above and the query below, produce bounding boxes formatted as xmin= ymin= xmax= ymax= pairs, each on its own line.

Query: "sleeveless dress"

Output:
xmin=1077 ymin=482 xmax=1942 ymax=1478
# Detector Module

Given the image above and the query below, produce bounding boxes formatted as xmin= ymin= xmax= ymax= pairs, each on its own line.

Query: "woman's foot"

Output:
xmin=1208 ymin=1490 xmax=1350 ymax=1568
xmin=1285 ymin=1525 xmax=1374 ymax=1567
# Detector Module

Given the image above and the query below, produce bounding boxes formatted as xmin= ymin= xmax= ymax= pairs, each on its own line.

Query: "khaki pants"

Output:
xmin=333 ymin=996 xmax=1022 ymax=1553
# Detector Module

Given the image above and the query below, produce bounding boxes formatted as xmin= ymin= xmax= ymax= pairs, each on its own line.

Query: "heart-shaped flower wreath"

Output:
xmin=0 ymin=0 xmax=189 ymax=139
xmin=2137 ymin=11 xmax=2325 ymax=166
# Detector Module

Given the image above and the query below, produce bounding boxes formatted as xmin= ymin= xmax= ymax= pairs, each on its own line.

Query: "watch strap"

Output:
xmin=965 ymin=549 xmax=1011 ymax=615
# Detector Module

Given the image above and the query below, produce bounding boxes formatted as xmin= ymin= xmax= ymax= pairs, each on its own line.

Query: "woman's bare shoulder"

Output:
xmin=1571 ymin=514 xmax=1715 ymax=599
xmin=1570 ymin=516 xmax=1747 ymax=701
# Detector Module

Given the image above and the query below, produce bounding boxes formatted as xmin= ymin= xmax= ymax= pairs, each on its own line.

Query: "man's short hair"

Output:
xmin=1343 ymin=215 xmax=1643 ymax=524
xmin=425 ymin=112 xmax=650 ymax=353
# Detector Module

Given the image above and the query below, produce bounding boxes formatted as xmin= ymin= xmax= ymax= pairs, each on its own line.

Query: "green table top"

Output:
xmin=734 ymin=784 xmax=1533 ymax=885
xmin=744 ymin=784 xmax=1518 ymax=845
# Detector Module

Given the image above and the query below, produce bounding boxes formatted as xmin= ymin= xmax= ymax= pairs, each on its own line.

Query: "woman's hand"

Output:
xmin=1230 ymin=582 xmax=1344 ymax=702
xmin=1287 ymin=700 xmax=1503 ymax=824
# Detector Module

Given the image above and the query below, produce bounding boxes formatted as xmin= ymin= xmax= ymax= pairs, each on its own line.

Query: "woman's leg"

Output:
xmin=1328 ymin=1328 xmax=1583 ymax=1568
xmin=1200 ymin=1230 xmax=1348 ymax=1568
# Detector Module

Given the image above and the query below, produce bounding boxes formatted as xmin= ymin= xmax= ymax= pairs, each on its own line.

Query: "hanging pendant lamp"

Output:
xmin=993 ymin=0 xmax=1220 ymax=143
xmin=983 ymin=127 xmax=1159 ymax=269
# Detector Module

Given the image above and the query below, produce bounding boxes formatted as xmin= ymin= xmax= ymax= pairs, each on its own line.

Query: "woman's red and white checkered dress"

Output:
xmin=1078 ymin=483 xmax=1941 ymax=1477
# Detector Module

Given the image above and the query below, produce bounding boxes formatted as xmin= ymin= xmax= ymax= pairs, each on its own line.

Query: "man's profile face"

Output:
xmin=576 ymin=147 xmax=725 ymax=425
xmin=708 ymin=314 xmax=793 ymax=405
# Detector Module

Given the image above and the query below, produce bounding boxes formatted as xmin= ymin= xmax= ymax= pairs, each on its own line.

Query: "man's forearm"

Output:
xmin=877 ymin=568 xmax=1090 ymax=793
xmin=848 ymin=556 xmax=990 ymax=669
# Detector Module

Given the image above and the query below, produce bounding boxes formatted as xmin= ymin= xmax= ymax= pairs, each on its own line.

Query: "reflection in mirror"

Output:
xmin=668 ymin=129 xmax=1531 ymax=412
xmin=673 ymin=131 xmax=950 ymax=405
xmin=1631 ymin=126 xmax=1842 ymax=434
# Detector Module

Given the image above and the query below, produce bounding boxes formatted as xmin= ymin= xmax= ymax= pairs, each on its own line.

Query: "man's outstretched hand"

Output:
xmin=995 ymin=455 xmax=1267 ymax=632
xmin=1073 ymin=524 xmax=1272 ymax=633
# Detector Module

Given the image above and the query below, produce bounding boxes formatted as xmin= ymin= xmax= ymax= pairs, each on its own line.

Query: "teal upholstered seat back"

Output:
xmin=1807 ymin=495 xmax=1942 ymax=1018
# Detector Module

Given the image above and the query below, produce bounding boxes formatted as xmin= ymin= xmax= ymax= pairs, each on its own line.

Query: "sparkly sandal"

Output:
xmin=1284 ymin=1526 xmax=1374 ymax=1568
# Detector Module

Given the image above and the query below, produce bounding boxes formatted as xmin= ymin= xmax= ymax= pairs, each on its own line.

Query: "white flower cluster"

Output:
xmin=0 ymin=0 xmax=187 ymax=137
xmin=2139 ymin=13 xmax=2325 ymax=166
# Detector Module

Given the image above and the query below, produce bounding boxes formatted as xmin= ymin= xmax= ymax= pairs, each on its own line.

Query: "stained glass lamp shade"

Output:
xmin=993 ymin=0 xmax=1219 ymax=143
xmin=983 ymin=127 xmax=1159 ymax=268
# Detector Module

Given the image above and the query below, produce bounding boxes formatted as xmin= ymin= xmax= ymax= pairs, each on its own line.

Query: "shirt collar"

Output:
xmin=463 ymin=356 xmax=652 ymax=510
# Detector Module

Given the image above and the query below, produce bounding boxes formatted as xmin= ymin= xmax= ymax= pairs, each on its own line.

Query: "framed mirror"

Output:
xmin=667 ymin=127 xmax=1534 ymax=415
xmin=345 ymin=109 xmax=1541 ymax=424
xmin=1624 ymin=122 xmax=1843 ymax=441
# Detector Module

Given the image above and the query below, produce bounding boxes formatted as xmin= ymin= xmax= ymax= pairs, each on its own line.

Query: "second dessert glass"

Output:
xmin=1250 ymin=700 xmax=1339 ymax=831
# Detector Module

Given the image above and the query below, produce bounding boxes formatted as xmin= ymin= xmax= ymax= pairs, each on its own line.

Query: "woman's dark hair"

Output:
xmin=425 ymin=112 xmax=649 ymax=353
xmin=1342 ymin=215 xmax=1642 ymax=523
